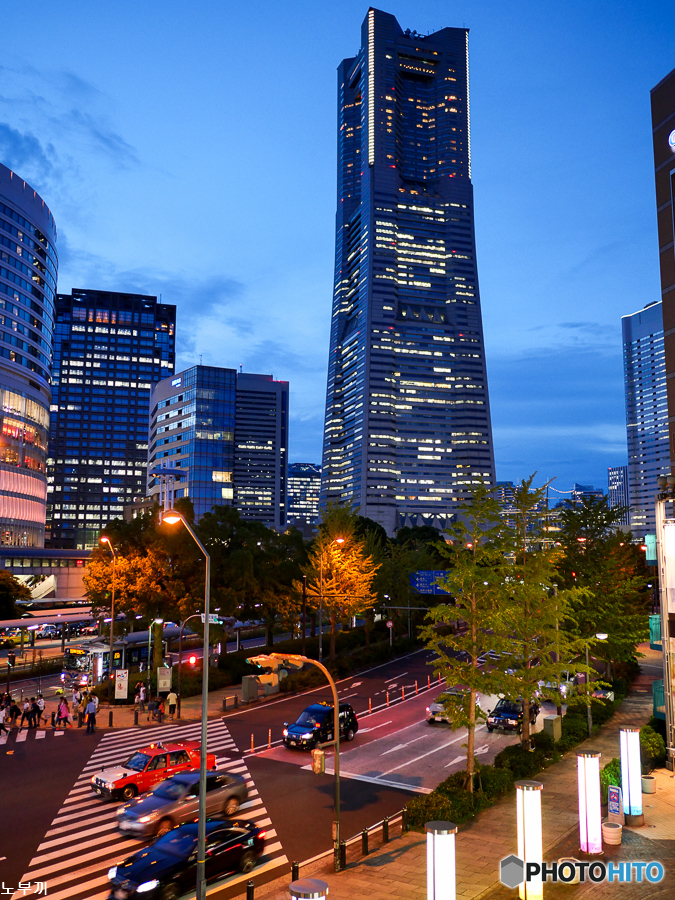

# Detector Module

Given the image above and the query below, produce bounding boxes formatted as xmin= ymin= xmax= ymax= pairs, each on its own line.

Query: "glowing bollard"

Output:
xmin=426 ymin=820 xmax=457 ymax=900
xmin=620 ymin=727 xmax=644 ymax=826
xmin=516 ymin=780 xmax=543 ymax=900
xmin=577 ymin=751 xmax=602 ymax=855
xmin=290 ymin=878 xmax=329 ymax=900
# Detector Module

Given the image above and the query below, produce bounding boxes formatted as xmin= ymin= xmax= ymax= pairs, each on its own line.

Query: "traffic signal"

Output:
xmin=7 ymin=651 xmax=15 ymax=668
xmin=188 ymin=655 xmax=197 ymax=666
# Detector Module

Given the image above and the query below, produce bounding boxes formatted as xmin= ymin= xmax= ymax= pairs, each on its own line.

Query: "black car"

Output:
xmin=283 ymin=701 xmax=358 ymax=749
xmin=107 ymin=820 xmax=265 ymax=899
xmin=486 ymin=698 xmax=540 ymax=733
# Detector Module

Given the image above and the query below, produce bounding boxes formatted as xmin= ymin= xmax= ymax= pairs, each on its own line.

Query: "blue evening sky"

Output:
xmin=2 ymin=1 xmax=673 ymax=496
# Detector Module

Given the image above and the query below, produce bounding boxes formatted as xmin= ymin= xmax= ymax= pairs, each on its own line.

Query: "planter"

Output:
xmin=642 ymin=775 xmax=656 ymax=794
xmin=602 ymin=821 xmax=622 ymax=845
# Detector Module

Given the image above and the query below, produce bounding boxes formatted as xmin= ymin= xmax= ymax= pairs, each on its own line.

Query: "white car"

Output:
xmin=426 ymin=688 xmax=481 ymax=724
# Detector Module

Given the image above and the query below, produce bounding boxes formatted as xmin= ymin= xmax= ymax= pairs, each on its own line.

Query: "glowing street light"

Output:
xmin=577 ymin=751 xmax=602 ymax=855
xmin=515 ymin=780 xmax=543 ymax=900
xmin=426 ymin=820 xmax=457 ymax=900
xmin=620 ymin=727 xmax=644 ymax=825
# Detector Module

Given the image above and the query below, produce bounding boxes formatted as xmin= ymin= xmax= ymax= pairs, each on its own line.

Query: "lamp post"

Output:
xmin=585 ymin=633 xmax=608 ymax=738
xmin=147 ymin=617 xmax=163 ymax=695
xmin=161 ymin=510 xmax=211 ymax=900
xmin=577 ymin=751 xmax=602 ymax=855
xmin=177 ymin=613 xmax=203 ymax=719
xmin=100 ymin=536 xmax=116 ymax=705
xmin=302 ymin=575 xmax=307 ymax=657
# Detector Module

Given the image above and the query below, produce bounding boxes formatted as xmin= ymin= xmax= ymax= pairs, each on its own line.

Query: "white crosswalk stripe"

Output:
xmin=11 ymin=720 xmax=287 ymax=899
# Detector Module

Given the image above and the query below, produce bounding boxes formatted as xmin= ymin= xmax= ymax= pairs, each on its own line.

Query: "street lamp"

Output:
xmin=515 ymin=780 xmax=544 ymax=900
xmin=100 ymin=536 xmax=116 ymax=704
xmin=318 ymin=536 xmax=344 ymax=661
xmin=655 ymin=477 xmax=675 ymax=770
xmin=585 ymin=633 xmax=607 ymax=738
xmin=147 ymin=617 xmax=164 ymax=694
xmin=161 ymin=509 xmax=211 ymax=900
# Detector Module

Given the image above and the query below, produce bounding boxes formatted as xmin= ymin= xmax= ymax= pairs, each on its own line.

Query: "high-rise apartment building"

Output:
xmin=0 ymin=164 xmax=57 ymax=546
xmin=148 ymin=366 xmax=288 ymax=529
xmin=608 ymin=465 xmax=629 ymax=528
xmin=48 ymin=290 xmax=175 ymax=549
xmin=621 ymin=301 xmax=669 ymax=540
xmin=651 ymin=69 xmax=675 ymax=473
xmin=287 ymin=463 xmax=322 ymax=537
xmin=321 ymin=9 xmax=495 ymax=535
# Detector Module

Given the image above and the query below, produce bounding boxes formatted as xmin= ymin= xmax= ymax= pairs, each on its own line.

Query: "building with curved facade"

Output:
xmin=0 ymin=164 xmax=57 ymax=546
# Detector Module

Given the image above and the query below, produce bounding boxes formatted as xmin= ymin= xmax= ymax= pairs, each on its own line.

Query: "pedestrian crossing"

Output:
xmin=0 ymin=727 xmax=65 ymax=744
xmin=11 ymin=720 xmax=288 ymax=900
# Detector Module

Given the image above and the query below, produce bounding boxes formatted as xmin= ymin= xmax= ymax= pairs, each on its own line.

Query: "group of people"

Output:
xmin=134 ymin=682 xmax=178 ymax=721
xmin=0 ymin=688 xmax=100 ymax=733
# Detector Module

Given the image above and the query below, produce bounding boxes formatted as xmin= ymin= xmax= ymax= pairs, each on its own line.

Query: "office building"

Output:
xmin=47 ymin=289 xmax=176 ymax=549
xmin=0 ymin=164 xmax=57 ymax=547
xmin=622 ymin=301 xmax=669 ymax=540
xmin=608 ymin=465 xmax=630 ymax=529
xmin=552 ymin=484 xmax=605 ymax=509
xmin=321 ymin=9 xmax=495 ymax=535
xmin=148 ymin=366 xmax=289 ymax=529
xmin=651 ymin=69 xmax=675 ymax=474
xmin=287 ymin=463 xmax=322 ymax=537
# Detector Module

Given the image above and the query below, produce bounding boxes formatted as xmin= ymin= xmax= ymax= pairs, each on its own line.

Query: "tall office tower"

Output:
xmin=287 ymin=462 xmax=322 ymax=537
xmin=608 ymin=465 xmax=629 ymax=528
xmin=651 ymin=70 xmax=675 ymax=472
xmin=321 ymin=9 xmax=495 ymax=535
xmin=48 ymin=290 xmax=175 ymax=549
xmin=622 ymin=301 xmax=669 ymax=540
xmin=148 ymin=367 xmax=289 ymax=529
xmin=0 ymin=164 xmax=57 ymax=547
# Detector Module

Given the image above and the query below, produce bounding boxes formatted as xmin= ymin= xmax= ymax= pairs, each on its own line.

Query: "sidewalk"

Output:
xmin=254 ymin=647 xmax=673 ymax=900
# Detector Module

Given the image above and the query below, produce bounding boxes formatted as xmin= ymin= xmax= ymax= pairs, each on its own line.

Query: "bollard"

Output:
xmin=246 ymin=880 xmax=254 ymax=900
xmin=362 ymin=827 xmax=369 ymax=856
xmin=386 ymin=691 xmax=389 ymax=707
xmin=134 ymin=709 xmax=138 ymax=726
xmin=268 ymin=728 xmax=271 ymax=749
xmin=78 ymin=712 xmax=83 ymax=728
xmin=402 ymin=808 xmax=408 ymax=833
xmin=251 ymin=734 xmax=254 ymax=752
xmin=368 ymin=698 xmax=372 ymax=714
xmin=222 ymin=697 xmax=228 ymax=712
xmin=340 ymin=840 xmax=346 ymax=870
xmin=402 ymin=686 xmax=405 ymax=701
xmin=108 ymin=710 xmax=113 ymax=727
xmin=292 ymin=861 xmax=300 ymax=881
xmin=438 ymin=673 xmax=441 ymax=684
xmin=428 ymin=675 xmax=430 ymax=689
xmin=51 ymin=711 xmax=55 ymax=728
xmin=383 ymin=816 xmax=389 ymax=843
xmin=415 ymin=680 xmax=418 ymax=695
xmin=234 ymin=695 xmax=238 ymax=709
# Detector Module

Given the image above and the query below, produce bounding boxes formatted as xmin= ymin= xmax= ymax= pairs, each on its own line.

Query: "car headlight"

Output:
xmin=137 ymin=881 xmax=159 ymax=893
xmin=91 ymin=776 xmax=96 ymax=784
xmin=108 ymin=866 xmax=117 ymax=880
xmin=282 ymin=728 xmax=288 ymax=737
xmin=508 ymin=719 xmax=518 ymax=726
xmin=301 ymin=732 xmax=313 ymax=740
xmin=106 ymin=782 xmax=115 ymax=790
xmin=139 ymin=815 xmax=155 ymax=823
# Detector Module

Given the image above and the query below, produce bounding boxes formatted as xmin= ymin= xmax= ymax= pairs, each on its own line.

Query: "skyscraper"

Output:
xmin=321 ymin=8 xmax=495 ymax=535
xmin=48 ymin=289 xmax=175 ymax=549
xmin=148 ymin=366 xmax=289 ymax=529
xmin=0 ymin=164 xmax=57 ymax=547
xmin=608 ymin=465 xmax=629 ymax=528
xmin=287 ymin=462 xmax=322 ymax=537
xmin=622 ymin=301 xmax=669 ymax=540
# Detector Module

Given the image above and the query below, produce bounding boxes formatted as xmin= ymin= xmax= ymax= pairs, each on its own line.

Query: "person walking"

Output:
xmin=29 ymin=697 xmax=40 ymax=729
xmin=19 ymin=699 xmax=31 ymax=729
xmin=138 ymin=682 xmax=146 ymax=714
xmin=0 ymin=704 xmax=9 ymax=735
xmin=85 ymin=696 xmax=97 ymax=734
xmin=166 ymin=690 xmax=177 ymax=721
xmin=36 ymin=694 xmax=46 ymax=726
xmin=8 ymin=699 xmax=20 ymax=728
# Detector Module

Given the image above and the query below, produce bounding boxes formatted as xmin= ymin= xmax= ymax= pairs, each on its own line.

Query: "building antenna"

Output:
xmin=199 ymin=354 xmax=202 ymax=365
xmin=239 ymin=363 xmax=243 ymax=373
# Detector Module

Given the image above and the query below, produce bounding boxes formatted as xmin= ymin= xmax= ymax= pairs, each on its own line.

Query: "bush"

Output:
xmin=477 ymin=764 xmax=514 ymax=799
xmin=640 ymin=725 xmax=666 ymax=769
xmin=532 ymin=731 xmax=555 ymax=754
xmin=600 ymin=757 xmax=621 ymax=804
xmin=647 ymin=715 xmax=667 ymax=741
xmin=406 ymin=784 xmax=490 ymax=828
xmin=494 ymin=743 xmax=543 ymax=779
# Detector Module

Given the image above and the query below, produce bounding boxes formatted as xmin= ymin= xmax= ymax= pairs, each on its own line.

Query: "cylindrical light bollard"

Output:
xmin=383 ymin=816 xmax=389 ymax=843
xmin=577 ymin=751 xmax=602 ymax=855
xmin=362 ymin=827 xmax=369 ymax=855
xmin=438 ymin=673 xmax=441 ymax=685
xmin=369 ymin=698 xmax=372 ymax=714
xmin=292 ymin=861 xmax=300 ymax=881
xmin=246 ymin=879 xmax=254 ymax=900
xmin=402 ymin=686 xmax=405 ymax=701
xmin=516 ymin=781 xmax=544 ymax=900
xmin=426 ymin=820 xmax=457 ymax=900
xmin=428 ymin=675 xmax=431 ymax=689
xmin=386 ymin=691 xmax=390 ymax=707
xmin=268 ymin=728 xmax=271 ymax=749
xmin=620 ymin=727 xmax=644 ymax=825
xmin=251 ymin=733 xmax=254 ymax=752
xmin=289 ymin=878 xmax=329 ymax=900
xmin=415 ymin=680 xmax=418 ymax=695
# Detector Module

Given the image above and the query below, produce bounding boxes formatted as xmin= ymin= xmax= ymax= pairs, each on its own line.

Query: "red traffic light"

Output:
xmin=188 ymin=655 xmax=197 ymax=666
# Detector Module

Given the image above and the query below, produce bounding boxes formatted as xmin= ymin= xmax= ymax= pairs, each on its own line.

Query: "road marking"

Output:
xmin=316 ymin=767 xmax=433 ymax=794
xmin=445 ymin=755 xmax=465 ymax=768
xmin=16 ymin=730 xmax=27 ymax=742
xmin=36 ymin=730 xmax=46 ymax=739
xmin=358 ymin=720 xmax=392 ymax=734
xmin=381 ymin=725 xmax=486 ymax=776
xmin=385 ymin=673 xmax=406 ymax=683
xmin=349 ymin=682 xmax=362 ymax=688
xmin=381 ymin=735 xmax=427 ymax=755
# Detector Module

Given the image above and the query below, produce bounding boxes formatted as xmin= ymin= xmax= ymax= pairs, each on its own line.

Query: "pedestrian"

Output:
xmin=19 ymin=699 xmax=31 ymax=729
xmin=30 ymin=697 xmax=40 ymax=728
xmin=36 ymin=694 xmax=46 ymax=726
xmin=85 ymin=696 xmax=97 ymax=733
xmin=8 ymin=699 xmax=20 ymax=728
xmin=138 ymin=682 xmax=146 ymax=713
xmin=166 ymin=690 xmax=177 ymax=721
xmin=92 ymin=692 xmax=99 ymax=712
xmin=0 ymin=704 xmax=8 ymax=735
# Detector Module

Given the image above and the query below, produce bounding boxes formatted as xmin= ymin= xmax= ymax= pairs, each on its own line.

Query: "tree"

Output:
xmin=420 ymin=483 xmax=515 ymax=791
xmin=0 ymin=570 xmax=31 ymax=619
xmin=299 ymin=505 xmax=380 ymax=659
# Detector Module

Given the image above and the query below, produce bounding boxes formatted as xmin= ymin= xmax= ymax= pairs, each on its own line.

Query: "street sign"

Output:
xmin=608 ymin=785 xmax=624 ymax=824
xmin=410 ymin=570 xmax=450 ymax=595
xmin=157 ymin=666 xmax=172 ymax=692
xmin=386 ymin=620 xmax=393 ymax=628
xmin=201 ymin=613 xmax=224 ymax=624
xmin=115 ymin=669 xmax=129 ymax=700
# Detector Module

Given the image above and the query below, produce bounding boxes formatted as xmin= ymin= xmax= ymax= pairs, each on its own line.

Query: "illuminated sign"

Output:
xmin=669 ymin=130 xmax=675 ymax=151
xmin=171 ymin=377 xmax=181 ymax=387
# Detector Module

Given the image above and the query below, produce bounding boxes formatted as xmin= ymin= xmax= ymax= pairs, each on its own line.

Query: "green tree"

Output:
xmin=420 ymin=483 xmax=514 ymax=790
xmin=0 ymin=570 xmax=31 ymax=619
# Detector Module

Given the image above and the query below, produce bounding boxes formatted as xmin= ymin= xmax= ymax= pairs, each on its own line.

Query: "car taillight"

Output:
xmin=314 ymin=723 xmax=320 ymax=729
xmin=258 ymin=830 xmax=266 ymax=839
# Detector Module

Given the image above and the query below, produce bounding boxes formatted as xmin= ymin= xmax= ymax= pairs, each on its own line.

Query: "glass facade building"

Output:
xmin=48 ymin=289 xmax=175 ymax=549
xmin=0 ymin=164 xmax=57 ymax=546
xmin=608 ymin=465 xmax=629 ymax=528
xmin=287 ymin=462 xmax=322 ymax=537
xmin=148 ymin=367 xmax=288 ymax=529
xmin=622 ymin=301 xmax=669 ymax=540
xmin=321 ymin=9 xmax=495 ymax=535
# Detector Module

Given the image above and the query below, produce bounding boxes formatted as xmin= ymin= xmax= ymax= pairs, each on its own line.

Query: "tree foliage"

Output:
xmin=0 ymin=570 xmax=31 ymax=619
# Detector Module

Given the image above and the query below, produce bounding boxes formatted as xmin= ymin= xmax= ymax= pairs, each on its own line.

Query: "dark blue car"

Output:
xmin=283 ymin=701 xmax=358 ymax=750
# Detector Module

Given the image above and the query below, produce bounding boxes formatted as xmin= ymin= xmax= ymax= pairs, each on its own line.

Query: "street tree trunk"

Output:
xmin=152 ymin=620 xmax=164 ymax=675
xmin=330 ymin=611 xmax=337 ymax=660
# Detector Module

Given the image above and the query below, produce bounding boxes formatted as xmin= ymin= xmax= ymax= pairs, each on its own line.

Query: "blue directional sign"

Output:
xmin=410 ymin=570 xmax=450 ymax=595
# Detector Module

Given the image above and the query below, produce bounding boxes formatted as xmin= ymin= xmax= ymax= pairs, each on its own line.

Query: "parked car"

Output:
xmin=486 ymin=698 xmax=540 ymax=733
xmin=426 ymin=687 xmax=481 ymax=724
xmin=591 ymin=688 xmax=615 ymax=702
xmin=91 ymin=740 xmax=216 ymax=801
xmin=116 ymin=770 xmax=248 ymax=838
xmin=107 ymin=819 xmax=266 ymax=899
xmin=283 ymin=701 xmax=358 ymax=749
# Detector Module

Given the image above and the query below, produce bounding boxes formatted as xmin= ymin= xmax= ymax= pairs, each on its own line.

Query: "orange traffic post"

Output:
xmin=402 ymin=686 xmax=405 ymax=701
xmin=386 ymin=691 xmax=390 ymax=707
xmin=268 ymin=728 xmax=271 ymax=749
xmin=438 ymin=672 xmax=442 ymax=685
xmin=415 ymin=680 xmax=418 ymax=695
xmin=369 ymin=698 xmax=372 ymax=714
xmin=250 ymin=734 xmax=254 ymax=752
xmin=427 ymin=675 xmax=430 ymax=689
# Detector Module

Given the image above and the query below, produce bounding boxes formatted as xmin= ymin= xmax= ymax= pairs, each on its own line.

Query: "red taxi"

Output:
xmin=90 ymin=740 xmax=216 ymax=801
